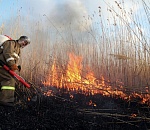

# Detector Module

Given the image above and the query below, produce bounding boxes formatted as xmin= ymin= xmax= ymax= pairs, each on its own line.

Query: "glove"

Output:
xmin=10 ymin=64 xmax=18 ymax=71
xmin=18 ymin=65 xmax=21 ymax=72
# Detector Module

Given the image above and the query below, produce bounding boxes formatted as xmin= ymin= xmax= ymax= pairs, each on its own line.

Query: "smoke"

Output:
xmin=46 ymin=0 xmax=92 ymax=31
xmin=1 ymin=0 xmax=148 ymax=42
xmin=17 ymin=0 xmax=91 ymax=32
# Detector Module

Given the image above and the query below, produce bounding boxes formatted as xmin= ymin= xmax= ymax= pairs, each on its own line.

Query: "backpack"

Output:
xmin=0 ymin=35 xmax=12 ymax=54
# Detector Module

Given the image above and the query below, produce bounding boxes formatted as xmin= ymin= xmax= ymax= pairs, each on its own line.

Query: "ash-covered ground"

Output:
xmin=0 ymin=91 xmax=150 ymax=130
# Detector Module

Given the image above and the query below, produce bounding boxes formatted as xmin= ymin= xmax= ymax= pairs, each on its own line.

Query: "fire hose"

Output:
xmin=0 ymin=60 xmax=30 ymax=88
xmin=0 ymin=60 xmax=42 ymax=107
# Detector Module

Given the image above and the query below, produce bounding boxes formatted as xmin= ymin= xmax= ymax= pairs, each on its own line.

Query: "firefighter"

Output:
xmin=0 ymin=35 xmax=30 ymax=107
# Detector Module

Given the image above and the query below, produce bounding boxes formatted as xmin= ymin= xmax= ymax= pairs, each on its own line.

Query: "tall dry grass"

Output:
xmin=0 ymin=1 xmax=150 ymax=92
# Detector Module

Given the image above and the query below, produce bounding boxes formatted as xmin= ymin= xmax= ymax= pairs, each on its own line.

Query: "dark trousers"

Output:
xmin=0 ymin=67 xmax=15 ymax=103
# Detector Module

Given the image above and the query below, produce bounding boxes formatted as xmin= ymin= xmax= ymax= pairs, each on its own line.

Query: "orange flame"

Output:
xmin=42 ymin=53 xmax=150 ymax=106
xmin=66 ymin=53 xmax=82 ymax=85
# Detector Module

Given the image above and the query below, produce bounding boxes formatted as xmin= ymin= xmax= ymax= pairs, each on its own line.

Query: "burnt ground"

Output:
xmin=0 ymin=91 xmax=150 ymax=130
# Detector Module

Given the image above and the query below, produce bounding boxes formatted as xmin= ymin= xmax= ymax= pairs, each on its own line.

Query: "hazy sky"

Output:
xmin=0 ymin=0 xmax=149 ymax=38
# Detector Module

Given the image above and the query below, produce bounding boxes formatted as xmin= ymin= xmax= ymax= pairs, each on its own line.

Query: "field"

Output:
xmin=0 ymin=0 xmax=150 ymax=129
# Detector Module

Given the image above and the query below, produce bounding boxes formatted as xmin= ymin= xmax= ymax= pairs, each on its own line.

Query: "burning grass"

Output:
xmin=0 ymin=1 xmax=149 ymax=91
xmin=10 ymin=0 xmax=148 ymax=93
xmin=0 ymin=1 xmax=150 ymax=129
xmin=42 ymin=52 xmax=150 ymax=106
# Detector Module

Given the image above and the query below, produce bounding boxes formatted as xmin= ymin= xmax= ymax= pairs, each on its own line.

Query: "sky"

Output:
xmin=0 ymin=0 xmax=149 ymax=40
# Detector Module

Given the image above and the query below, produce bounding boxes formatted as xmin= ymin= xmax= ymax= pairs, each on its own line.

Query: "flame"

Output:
xmin=88 ymin=100 xmax=97 ymax=107
xmin=130 ymin=113 xmax=137 ymax=118
xmin=66 ymin=53 xmax=82 ymax=86
xmin=42 ymin=53 xmax=150 ymax=106
xmin=42 ymin=59 xmax=59 ymax=87
xmin=28 ymin=97 xmax=30 ymax=101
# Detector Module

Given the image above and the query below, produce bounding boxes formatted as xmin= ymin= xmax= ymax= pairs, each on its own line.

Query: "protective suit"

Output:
xmin=0 ymin=40 xmax=21 ymax=104
xmin=0 ymin=35 xmax=30 ymax=107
